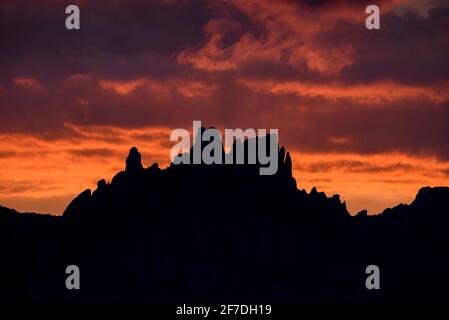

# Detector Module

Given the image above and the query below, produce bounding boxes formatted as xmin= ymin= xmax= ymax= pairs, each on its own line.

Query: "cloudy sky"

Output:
xmin=1 ymin=0 xmax=449 ymax=214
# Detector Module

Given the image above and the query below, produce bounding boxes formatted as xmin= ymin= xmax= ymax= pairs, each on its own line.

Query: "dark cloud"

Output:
xmin=339 ymin=8 xmax=449 ymax=85
xmin=67 ymin=147 xmax=120 ymax=158
xmin=282 ymin=98 xmax=449 ymax=160
xmin=0 ymin=179 xmax=56 ymax=194
xmin=1 ymin=0 xmax=449 ymax=162
xmin=0 ymin=0 xmax=216 ymax=82
xmin=290 ymin=0 xmax=390 ymax=8
xmin=2 ymin=73 xmax=449 ymax=160
xmin=0 ymin=150 xmax=17 ymax=158
xmin=300 ymin=160 xmax=417 ymax=174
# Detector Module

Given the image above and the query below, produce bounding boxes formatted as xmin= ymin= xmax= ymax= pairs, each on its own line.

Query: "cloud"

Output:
xmin=0 ymin=151 xmax=18 ymax=159
xmin=301 ymin=159 xmax=417 ymax=173
xmin=0 ymin=179 xmax=57 ymax=194
xmin=66 ymin=147 xmax=120 ymax=159
xmin=13 ymin=77 xmax=45 ymax=91
xmin=338 ymin=8 xmax=449 ymax=85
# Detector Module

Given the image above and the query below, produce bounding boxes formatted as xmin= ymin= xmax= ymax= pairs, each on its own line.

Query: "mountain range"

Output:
xmin=1 ymin=133 xmax=448 ymax=300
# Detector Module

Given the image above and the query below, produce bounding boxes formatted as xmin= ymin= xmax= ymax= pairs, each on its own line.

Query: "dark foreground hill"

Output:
xmin=1 ymin=138 xmax=449 ymax=300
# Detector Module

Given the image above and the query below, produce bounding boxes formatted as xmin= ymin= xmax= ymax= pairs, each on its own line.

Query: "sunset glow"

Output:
xmin=1 ymin=0 xmax=448 ymax=215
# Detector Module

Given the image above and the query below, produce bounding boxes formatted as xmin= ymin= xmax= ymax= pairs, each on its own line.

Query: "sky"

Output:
xmin=1 ymin=0 xmax=449 ymax=215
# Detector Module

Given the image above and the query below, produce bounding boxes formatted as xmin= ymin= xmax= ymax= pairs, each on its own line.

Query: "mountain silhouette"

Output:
xmin=1 ymin=131 xmax=449 ymax=300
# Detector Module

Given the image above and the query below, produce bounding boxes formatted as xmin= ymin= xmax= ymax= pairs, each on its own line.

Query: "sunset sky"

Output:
xmin=1 ymin=0 xmax=449 ymax=215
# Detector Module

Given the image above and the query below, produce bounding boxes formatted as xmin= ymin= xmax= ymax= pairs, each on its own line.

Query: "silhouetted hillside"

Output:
xmin=1 ymin=134 xmax=449 ymax=300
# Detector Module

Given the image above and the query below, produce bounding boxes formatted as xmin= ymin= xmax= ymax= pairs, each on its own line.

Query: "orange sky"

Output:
xmin=1 ymin=0 xmax=449 ymax=215
xmin=1 ymin=124 xmax=448 ymax=215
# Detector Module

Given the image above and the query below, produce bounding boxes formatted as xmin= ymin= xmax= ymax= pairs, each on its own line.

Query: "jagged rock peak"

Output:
xmin=63 ymin=189 xmax=91 ymax=217
xmin=97 ymin=179 xmax=107 ymax=190
xmin=412 ymin=186 xmax=449 ymax=207
xmin=285 ymin=152 xmax=292 ymax=173
xmin=279 ymin=146 xmax=286 ymax=164
xmin=126 ymin=147 xmax=143 ymax=173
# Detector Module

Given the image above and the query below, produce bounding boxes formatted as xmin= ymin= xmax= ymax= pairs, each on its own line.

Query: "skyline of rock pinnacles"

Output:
xmin=1 ymin=131 xmax=449 ymax=300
